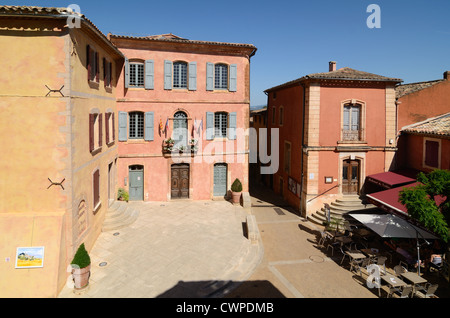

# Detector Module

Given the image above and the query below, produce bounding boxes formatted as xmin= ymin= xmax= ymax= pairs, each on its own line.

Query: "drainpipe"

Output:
xmin=300 ymin=82 xmax=306 ymax=217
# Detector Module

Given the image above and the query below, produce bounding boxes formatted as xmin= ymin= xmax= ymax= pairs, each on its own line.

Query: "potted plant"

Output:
xmin=71 ymin=243 xmax=91 ymax=290
xmin=117 ymin=188 xmax=129 ymax=202
xmin=163 ymin=138 xmax=175 ymax=153
xmin=189 ymin=139 xmax=198 ymax=153
xmin=231 ymin=178 xmax=242 ymax=204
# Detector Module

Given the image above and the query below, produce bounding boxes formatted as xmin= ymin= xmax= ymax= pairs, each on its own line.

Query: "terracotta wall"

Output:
xmin=397 ymin=77 xmax=450 ymax=129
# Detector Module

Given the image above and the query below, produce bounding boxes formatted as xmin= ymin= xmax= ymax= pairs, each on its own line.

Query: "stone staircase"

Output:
xmin=102 ymin=200 xmax=140 ymax=232
xmin=307 ymin=195 xmax=378 ymax=227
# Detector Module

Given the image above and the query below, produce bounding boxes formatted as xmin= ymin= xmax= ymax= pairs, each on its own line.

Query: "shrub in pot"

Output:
xmin=71 ymin=243 xmax=91 ymax=290
xmin=231 ymin=178 xmax=242 ymax=204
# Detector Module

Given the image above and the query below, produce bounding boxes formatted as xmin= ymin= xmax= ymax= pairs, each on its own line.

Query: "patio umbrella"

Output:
xmin=348 ymin=213 xmax=438 ymax=275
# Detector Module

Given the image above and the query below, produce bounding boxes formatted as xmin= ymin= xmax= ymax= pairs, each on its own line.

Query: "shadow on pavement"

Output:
xmin=156 ymin=280 xmax=286 ymax=298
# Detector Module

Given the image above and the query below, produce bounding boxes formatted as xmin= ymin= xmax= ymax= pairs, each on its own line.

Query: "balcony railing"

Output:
xmin=342 ymin=129 xmax=364 ymax=142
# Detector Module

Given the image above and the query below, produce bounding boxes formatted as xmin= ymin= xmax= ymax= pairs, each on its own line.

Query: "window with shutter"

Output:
xmin=93 ymin=169 xmax=100 ymax=211
xmin=173 ymin=62 xmax=188 ymax=89
xmin=214 ymin=64 xmax=228 ymax=90
xmin=129 ymin=63 xmax=145 ymax=87
xmin=129 ymin=112 xmax=144 ymax=139
xmin=424 ymin=139 xmax=439 ymax=168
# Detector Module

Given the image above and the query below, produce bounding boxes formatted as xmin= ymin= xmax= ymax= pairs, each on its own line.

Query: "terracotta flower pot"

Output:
xmin=231 ymin=191 xmax=241 ymax=204
xmin=72 ymin=264 xmax=91 ymax=290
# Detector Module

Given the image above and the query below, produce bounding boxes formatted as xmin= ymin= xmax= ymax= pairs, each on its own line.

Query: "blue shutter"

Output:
xmin=206 ymin=62 xmax=214 ymax=91
xmin=118 ymin=111 xmax=128 ymax=141
xmin=164 ymin=60 xmax=172 ymax=90
xmin=124 ymin=58 xmax=129 ymax=88
xmin=144 ymin=112 xmax=154 ymax=141
xmin=229 ymin=64 xmax=237 ymax=92
xmin=145 ymin=60 xmax=154 ymax=90
xmin=188 ymin=62 xmax=197 ymax=91
xmin=228 ymin=112 xmax=237 ymax=140
xmin=206 ymin=112 xmax=214 ymax=140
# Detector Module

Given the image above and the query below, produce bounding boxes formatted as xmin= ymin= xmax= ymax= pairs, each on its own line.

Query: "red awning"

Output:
xmin=367 ymin=182 xmax=447 ymax=216
xmin=366 ymin=171 xmax=416 ymax=189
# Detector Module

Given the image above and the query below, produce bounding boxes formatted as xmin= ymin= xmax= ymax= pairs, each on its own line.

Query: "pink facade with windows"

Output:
xmin=109 ymin=34 xmax=256 ymax=201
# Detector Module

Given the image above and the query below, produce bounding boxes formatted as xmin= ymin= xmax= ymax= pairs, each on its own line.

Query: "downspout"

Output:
xmin=300 ymin=82 xmax=306 ymax=217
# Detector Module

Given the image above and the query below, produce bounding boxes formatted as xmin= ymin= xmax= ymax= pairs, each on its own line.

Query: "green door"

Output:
xmin=213 ymin=164 xmax=227 ymax=197
xmin=129 ymin=165 xmax=144 ymax=201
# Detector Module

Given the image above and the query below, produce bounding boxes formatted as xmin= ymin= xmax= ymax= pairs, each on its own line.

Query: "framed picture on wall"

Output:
xmin=15 ymin=247 xmax=45 ymax=269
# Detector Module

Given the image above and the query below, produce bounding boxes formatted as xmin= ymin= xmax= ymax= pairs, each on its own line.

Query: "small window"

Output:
xmin=214 ymin=112 xmax=228 ymax=138
xmin=93 ymin=169 xmax=100 ymax=211
xmin=424 ymin=139 xmax=440 ymax=168
xmin=129 ymin=63 xmax=144 ymax=87
xmin=105 ymin=112 xmax=115 ymax=145
xmin=284 ymin=141 xmax=291 ymax=174
xmin=173 ymin=62 xmax=187 ymax=89
xmin=89 ymin=112 xmax=102 ymax=153
xmin=272 ymin=107 xmax=276 ymax=125
xmin=103 ymin=58 xmax=112 ymax=88
xmin=87 ymin=45 xmax=99 ymax=83
xmin=279 ymin=106 xmax=284 ymax=126
xmin=214 ymin=64 xmax=228 ymax=90
xmin=129 ymin=112 xmax=144 ymax=139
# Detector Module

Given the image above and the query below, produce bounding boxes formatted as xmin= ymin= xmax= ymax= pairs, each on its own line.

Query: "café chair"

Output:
xmin=415 ymin=283 xmax=438 ymax=298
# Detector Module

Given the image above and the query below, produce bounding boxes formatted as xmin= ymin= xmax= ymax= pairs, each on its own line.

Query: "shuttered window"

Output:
xmin=93 ymin=169 xmax=100 ymax=210
xmin=206 ymin=112 xmax=237 ymax=140
xmin=425 ymin=140 xmax=439 ymax=168
xmin=173 ymin=62 xmax=188 ymax=88
xmin=129 ymin=63 xmax=144 ymax=87
xmin=103 ymin=58 xmax=112 ymax=88
xmin=215 ymin=64 xmax=228 ymax=90
xmin=215 ymin=112 xmax=228 ymax=138
xmin=129 ymin=112 xmax=144 ymax=139
xmin=86 ymin=45 xmax=99 ymax=82
xmin=89 ymin=112 xmax=102 ymax=152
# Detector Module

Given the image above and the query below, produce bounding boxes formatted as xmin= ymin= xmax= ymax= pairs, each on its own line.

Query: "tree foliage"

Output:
xmin=399 ymin=169 xmax=450 ymax=242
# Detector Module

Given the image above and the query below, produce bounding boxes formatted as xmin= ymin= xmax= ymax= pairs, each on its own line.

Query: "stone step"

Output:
xmin=102 ymin=201 xmax=139 ymax=232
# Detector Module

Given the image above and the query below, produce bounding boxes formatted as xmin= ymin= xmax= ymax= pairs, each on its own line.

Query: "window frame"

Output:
xmin=423 ymin=137 xmax=441 ymax=169
xmin=103 ymin=58 xmax=112 ymax=88
xmin=173 ymin=61 xmax=188 ymax=89
xmin=128 ymin=111 xmax=144 ymax=139
xmin=214 ymin=112 xmax=228 ymax=138
xmin=92 ymin=168 xmax=101 ymax=213
xmin=129 ymin=62 xmax=145 ymax=88
xmin=89 ymin=111 xmax=102 ymax=153
xmin=87 ymin=45 xmax=99 ymax=83
xmin=340 ymin=100 xmax=366 ymax=143
xmin=214 ymin=63 xmax=228 ymax=90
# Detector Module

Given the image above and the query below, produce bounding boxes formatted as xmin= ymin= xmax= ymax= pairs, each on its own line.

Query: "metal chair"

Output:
xmin=327 ymin=240 xmax=343 ymax=257
xmin=351 ymin=257 xmax=371 ymax=277
xmin=389 ymin=285 xmax=413 ymax=298
xmin=415 ymin=283 xmax=439 ymax=298
xmin=372 ymin=256 xmax=387 ymax=275
xmin=393 ymin=261 xmax=408 ymax=276
xmin=318 ymin=231 xmax=331 ymax=248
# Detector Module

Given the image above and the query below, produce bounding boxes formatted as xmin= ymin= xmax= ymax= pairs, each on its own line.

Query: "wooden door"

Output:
xmin=342 ymin=160 xmax=359 ymax=195
xmin=171 ymin=164 xmax=189 ymax=199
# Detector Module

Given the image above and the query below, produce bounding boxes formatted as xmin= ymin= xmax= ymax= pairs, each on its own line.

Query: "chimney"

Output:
xmin=444 ymin=71 xmax=449 ymax=80
xmin=329 ymin=61 xmax=337 ymax=72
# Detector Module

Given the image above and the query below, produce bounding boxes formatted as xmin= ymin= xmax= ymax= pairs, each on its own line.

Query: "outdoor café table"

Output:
xmin=361 ymin=248 xmax=380 ymax=258
xmin=400 ymin=272 xmax=427 ymax=293
xmin=341 ymin=250 xmax=367 ymax=265
xmin=334 ymin=236 xmax=353 ymax=245
xmin=381 ymin=273 xmax=407 ymax=288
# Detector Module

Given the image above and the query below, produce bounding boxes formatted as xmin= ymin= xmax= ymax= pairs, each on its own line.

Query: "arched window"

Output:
xmin=173 ymin=111 xmax=188 ymax=147
xmin=173 ymin=61 xmax=188 ymax=88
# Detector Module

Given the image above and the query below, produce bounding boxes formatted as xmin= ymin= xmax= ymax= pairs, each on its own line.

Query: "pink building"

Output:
xmin=108 ymin=33 xmax=256 ymax=201
xmin=264 ymin=61 xmax=402 ymax=218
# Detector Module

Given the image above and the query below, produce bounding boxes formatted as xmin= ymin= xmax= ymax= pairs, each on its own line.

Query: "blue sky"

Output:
xmin=7 ymin=0 xmax=450 ymax=106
